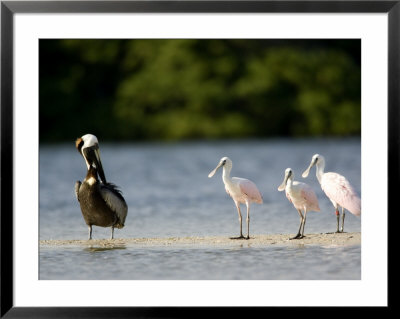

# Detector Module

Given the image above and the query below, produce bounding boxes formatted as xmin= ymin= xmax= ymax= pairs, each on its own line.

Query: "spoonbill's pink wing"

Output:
xmin=300 ymin=183 xmax=320 ymax=212
xmin=238 ymin=178 xmax=263 ymax=204
xmin=321 ymin=172 xmax=361 ymax=216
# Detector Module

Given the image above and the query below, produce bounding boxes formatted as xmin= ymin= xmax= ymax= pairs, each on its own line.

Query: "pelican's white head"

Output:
xmin=278 ymin=168 xmax=293 ymax=191
xmin=208 ymin=156 xmax=232 ymax=178
xmin=302 ymin=153 xmax=325 ymax=178
xmin=81 ymin=134 xmax=99 ymax=148
xmin=76 ymin=134 xmax=99 ymax=168
xmin=75 ymin=134 xmax=106 ymax=183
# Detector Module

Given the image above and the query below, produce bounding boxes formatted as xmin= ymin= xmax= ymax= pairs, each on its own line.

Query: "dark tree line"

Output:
xmin=40 ymin=39 xmax=360 ymax=142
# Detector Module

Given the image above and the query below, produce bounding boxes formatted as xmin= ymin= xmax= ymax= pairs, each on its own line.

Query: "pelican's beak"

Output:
xmin=208 ymin=161 xmax=223 ymax=178
xmin=278 ymin=173 xmax=289 ymax=191
xmin=302 ymin=158 xmax=316 ymax=178
xmin=83 ymin=145 xmax=107 ymax=183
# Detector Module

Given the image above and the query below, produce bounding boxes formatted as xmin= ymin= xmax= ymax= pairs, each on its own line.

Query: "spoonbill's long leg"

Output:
xmin=340 ymin=206 xmax=346 ymax=233
xmin=245 ymin=201 xmax=250 ymax=240
xmin=335 ymin=207 xmax=340 ymax=233
xmin=231 ymin=201 xmax=245 ymax=239
xmin=301 ymin=208 xmax=308 ymax=237
xmin=290 ymin=209 xmax=304 ymax=240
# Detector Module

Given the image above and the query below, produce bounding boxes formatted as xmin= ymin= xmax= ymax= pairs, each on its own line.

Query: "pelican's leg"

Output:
xmin=290 ymin=209 xmax=304 ymax=240
xmin=230 ymin=201 xmax=245 ymax=239
xmin=88 ymin=225 xmax=92 ymax=240
xmin=245 ymin=201 xmax=250 ymax=240
xmin=110 ymin=226 xmax=114 ymax=240
xmin=340 ymin=207 xmax=345 ymax=233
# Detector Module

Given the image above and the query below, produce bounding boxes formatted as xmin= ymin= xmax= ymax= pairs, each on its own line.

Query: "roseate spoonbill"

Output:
xmin=302 ymin=154 xmax=361 ymax=233
xmin=208 ymin=157 xmax=263 ymax=239
xmin=75 ymin=134 xmax=128 ymax=240
xmin=278 ymin=168 xmax=320 ymax=239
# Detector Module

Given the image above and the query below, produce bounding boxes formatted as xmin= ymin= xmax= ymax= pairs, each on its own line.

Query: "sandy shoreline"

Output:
xmin=40 ymin=232 xmax=360 ymax=248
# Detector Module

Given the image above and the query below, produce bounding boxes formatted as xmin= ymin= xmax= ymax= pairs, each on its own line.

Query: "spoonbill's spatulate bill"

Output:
xmin=75 ymin=134 xmax=128 ymax=240
xmin=208 ymin=157 xmax=263 ymax=239
xmin=302 ymin=154 xmax=361 ymax=233
xmin=278 ymin=168 xmax=320 ymax=239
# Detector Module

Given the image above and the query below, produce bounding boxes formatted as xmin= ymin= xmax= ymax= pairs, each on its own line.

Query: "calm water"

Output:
xmin=39 ymin=138 xmax=361 ymax=280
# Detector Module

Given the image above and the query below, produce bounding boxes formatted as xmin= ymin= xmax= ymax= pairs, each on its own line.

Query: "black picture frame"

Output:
xmin=1 ymin=0 xmax=394 ymax=317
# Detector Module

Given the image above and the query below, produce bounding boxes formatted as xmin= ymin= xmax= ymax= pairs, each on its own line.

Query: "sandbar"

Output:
xmin=40 ymin=232 xmax=360 ymax=248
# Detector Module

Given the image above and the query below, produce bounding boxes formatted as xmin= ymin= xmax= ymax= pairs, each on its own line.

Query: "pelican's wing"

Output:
xmin=237 ymin=178 xmax=263 ymax=204
xmin=99 ymin=182 xmax=128 ymax=226
xmin=75 ymin=181 xmax=81 ymax=201
xmin=321 ymin=172 xmax=361 ymax=216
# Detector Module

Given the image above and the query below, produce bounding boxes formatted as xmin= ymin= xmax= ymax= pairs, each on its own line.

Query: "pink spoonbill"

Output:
xmin=208 ymin=157 xmax=263 ymax=240
xmin=278 ymin=168 xmax=320 ymax=239
xmin=302 ymin=154 xmax=361 ymax=233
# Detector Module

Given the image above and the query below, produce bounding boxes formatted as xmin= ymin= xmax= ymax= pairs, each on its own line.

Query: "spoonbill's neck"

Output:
xmin=315 ymin=161 xmax=325 ymax=184
xmin=286 ymin=176 xmax=294 ymax=190
xmin=222 ymin=165 xmax=233 ymax=184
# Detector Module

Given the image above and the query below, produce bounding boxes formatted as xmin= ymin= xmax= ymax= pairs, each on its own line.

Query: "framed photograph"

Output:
xmin=1 ymin=0 xmax=395 ymax=316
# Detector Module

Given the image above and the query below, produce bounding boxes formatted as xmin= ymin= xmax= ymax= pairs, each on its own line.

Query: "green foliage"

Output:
xmin=39 ymin=39 xmax=360 ymax=142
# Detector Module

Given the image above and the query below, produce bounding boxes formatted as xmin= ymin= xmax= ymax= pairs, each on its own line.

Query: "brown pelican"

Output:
xmin=75 ymin=134 xmax=128 ymax=240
